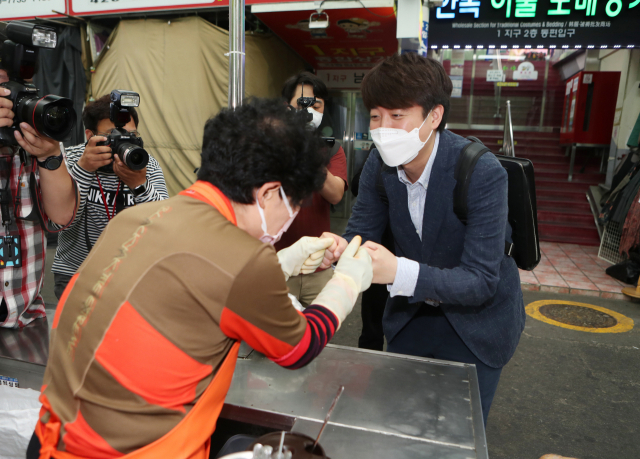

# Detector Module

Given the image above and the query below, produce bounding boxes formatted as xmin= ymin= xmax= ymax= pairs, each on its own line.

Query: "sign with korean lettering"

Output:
xmin=254 ymin=8 xmax=397 ymax=70
xmin=317 ymin=69 xmax=368 ymax=89
xmin=0 ymin=0 xmax=67 ymax=21
xmin=429 ymin=0 xmax=639 ymax=47
xmin=487 ymin=69 xmax=506 ymax=81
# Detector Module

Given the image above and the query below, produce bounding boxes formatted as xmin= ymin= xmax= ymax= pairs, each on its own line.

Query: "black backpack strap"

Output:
xmin=453 ymin=139 xmax=491 ymax=225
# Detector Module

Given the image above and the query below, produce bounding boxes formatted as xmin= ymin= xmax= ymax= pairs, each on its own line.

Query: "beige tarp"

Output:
xmin=91 ymin=17 xmax=305 ymax=195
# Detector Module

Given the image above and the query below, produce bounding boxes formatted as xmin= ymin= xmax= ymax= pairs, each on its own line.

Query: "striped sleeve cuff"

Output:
xmin=273 ymin=305 xmax=338 ymax=370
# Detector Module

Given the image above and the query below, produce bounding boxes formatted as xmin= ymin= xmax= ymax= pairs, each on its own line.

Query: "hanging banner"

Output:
xmin=0 ymin=1 xmax=67 ymax=21
xmin=69 ymin=0 xmax=300 ymax=16
xmin=429 ymin=0 xmax=640 ymax=47
xmin=255 ymin=8 xmax=397 ymax=70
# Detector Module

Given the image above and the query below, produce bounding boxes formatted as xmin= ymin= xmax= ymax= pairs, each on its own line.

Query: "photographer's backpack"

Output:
xmin=376 ymin=136 xmax=541 ymax=271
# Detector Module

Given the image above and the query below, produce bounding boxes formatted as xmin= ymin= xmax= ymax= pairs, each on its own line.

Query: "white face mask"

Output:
xmin=370 ymin=111 xmax=433 ymax=167
xmin=256 ymin=187 xmax=298 ymax=245
xmin=307 ymin=107 xmax=323 ymax=129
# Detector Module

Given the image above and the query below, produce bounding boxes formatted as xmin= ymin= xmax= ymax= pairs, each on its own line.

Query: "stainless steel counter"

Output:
xmin=224 ymin=343 xmax=487 ymax=459
xmin=0 ymin=321 xmax=488 ymax=458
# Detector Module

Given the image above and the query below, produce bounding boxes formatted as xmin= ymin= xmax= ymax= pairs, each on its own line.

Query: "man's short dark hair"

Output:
xmin=281 ymin=71 xmax=329 ymax=104
xmin=361 ymin=53 xmax=453 ymax=132
xmin=197 ymin=98 xmax=329 ymax=206
xmin=82 ymin=94 xmax=139 ymax=133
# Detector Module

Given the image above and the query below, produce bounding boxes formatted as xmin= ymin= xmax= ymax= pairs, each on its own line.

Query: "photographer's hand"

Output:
xmin=14 ymin=123 xmax=60 ymax=159
xmin=0 ymin=89 xmax=14 ymax=128
xmin=78 ymin=136 xmax=113 ymax=172
xmin=113 ymin=155 xmax=146 ymax=190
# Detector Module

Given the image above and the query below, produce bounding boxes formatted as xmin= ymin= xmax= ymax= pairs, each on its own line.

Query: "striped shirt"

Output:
xmin=52 ymin=143 xmax=169 ymax=277
xmin=0 ymin=147 xmax=47 ymax=329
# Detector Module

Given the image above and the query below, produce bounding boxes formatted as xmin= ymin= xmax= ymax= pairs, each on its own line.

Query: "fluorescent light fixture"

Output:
xmin=477 ymin=45 xmax=484 ymax=48
xmin=550 ymin=45 xmax=557 ymax=48
xmin=442 ymin=45 xmax=450 ymax=48
xmin=453 ymin=45 xmax=461 ymax=48
xmin=489 ymin=45 xmax=496 ymax=49
xmin=600 ymin=45 xmax=608 ymax=48
xmin=465 ymin=45 xmax=472 ymax=48
xmin=501 ymin=45 xmax=507 ymax=48
xmin=512 ymin=45 xmax=520 ymax=48
xmin=537 ymin=45 xmax=544 ymax=48
xmin=614 ymin=45 xmax=621 ymax=48
xmin=627 ymin=45 xmax=635 ymax=48
xmin=587 ymin=45 xmax=594 ymax=48
xmin=563 ymin=45 xmax=569 ymax=48
xmin=574 ymin=45 xmax=581 ymax=48
xmin=525 ymin=45 xmax=531 ymax=48
xmin=431 ymin=45 xmax=438 ymax=49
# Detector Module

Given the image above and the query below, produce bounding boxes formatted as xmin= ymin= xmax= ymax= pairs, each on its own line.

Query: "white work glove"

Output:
xmin=277 ymin=237 xmax=334 ymax=281
xmin=311 ymin=236 xmax=373 ymax=329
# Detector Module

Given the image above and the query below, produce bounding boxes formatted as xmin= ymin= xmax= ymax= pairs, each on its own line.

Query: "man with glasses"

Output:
xmin=51 ymin=94 xmax=169 ymax=299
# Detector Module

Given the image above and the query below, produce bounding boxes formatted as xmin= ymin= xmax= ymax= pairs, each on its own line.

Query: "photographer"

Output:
xmin=0 ymin=70 xmax=77 ymax=328
xmin=275 ymin=72 xmax=349 ymax=307
xmin=51 ymin=94 xmax=169 ymax=298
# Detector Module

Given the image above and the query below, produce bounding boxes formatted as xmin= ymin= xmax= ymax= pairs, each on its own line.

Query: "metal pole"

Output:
xmin=503 ymin=100 xmax=515 ymax=157
xmin=228 ymin=0 xmax=245 ymax=109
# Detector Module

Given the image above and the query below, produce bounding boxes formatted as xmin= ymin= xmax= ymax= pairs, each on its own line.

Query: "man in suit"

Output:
xmin=321 ymin=53 xmax=525 ymax=424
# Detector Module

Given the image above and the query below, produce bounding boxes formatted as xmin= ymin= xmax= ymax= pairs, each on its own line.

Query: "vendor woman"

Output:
xmin=29 ymin=98 xmax=373 ymax=459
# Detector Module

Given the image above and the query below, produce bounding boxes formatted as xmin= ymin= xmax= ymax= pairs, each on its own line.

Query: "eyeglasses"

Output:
xmin=95 ymin=129 xmax=140 ymax=137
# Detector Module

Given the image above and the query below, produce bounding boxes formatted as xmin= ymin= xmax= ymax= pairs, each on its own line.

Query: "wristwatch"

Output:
xmin=36 ymin=153 xmax=64 ymax=171
xmin=132 ymin=182 xmax=147 ymax=197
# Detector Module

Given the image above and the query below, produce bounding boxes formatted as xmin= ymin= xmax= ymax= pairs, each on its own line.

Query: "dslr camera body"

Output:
xmin=0 ymin=21 xmax=76 ymax=146
xmin=293 ymin=90 xmax=335 ymax=148
xmin=97 ymin=90 xmax=149 ymax=171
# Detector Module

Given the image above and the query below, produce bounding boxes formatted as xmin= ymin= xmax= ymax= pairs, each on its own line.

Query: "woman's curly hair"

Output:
xmin=197 ymin=98 xmax=330 ymax=206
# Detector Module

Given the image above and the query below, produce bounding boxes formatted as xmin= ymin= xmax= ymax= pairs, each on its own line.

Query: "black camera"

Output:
xmin=0 ymin=22 xmax=76 ymax=146
xmin=291 ymin=91 xmax=335 ymax=148
xmin=97 ymin=90 xmax=148 ymax=171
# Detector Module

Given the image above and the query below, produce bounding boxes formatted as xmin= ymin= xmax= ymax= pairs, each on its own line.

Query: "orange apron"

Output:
xmin=36 ymin=182 xmax=240 ymax=459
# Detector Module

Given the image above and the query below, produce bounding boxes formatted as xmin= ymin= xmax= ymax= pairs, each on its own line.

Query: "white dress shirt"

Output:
xmin=388 ymin=132 xmax=440 ymax=300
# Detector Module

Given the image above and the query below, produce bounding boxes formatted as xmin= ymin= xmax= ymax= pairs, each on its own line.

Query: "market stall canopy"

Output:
xmin=253 ymin=0 xmax=396 ymax=72
xmin=91 ymin=16 xmax=305 ymax=196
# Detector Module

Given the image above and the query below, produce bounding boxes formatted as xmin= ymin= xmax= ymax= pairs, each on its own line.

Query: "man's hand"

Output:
xmin=113 ymin=155 xmax=147 ymax=190
xmin=14 ymin=123 xmax=60 ymax=160
xmin=319 ymin=232 xmax=348 ymax=270
xmin=0 ymin=89 xmax=14 ymax=128
xmin=363 ymin=241 xmax=398 ymax=284
xmin=77 ymin=136 xmax=113 ymax=172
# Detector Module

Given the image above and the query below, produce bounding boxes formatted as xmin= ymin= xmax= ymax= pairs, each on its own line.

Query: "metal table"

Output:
xmin=0 ymin=321 xmax=488 ymax=459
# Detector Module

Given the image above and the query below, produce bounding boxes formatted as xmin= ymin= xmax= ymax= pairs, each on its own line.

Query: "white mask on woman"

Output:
xmin=307 ymin=107 xmax=323 ymax=129
xmin=370 ymin=111 xmax=433 ymax=167
xmin=256 ymin=187 xmax=298 ymax=245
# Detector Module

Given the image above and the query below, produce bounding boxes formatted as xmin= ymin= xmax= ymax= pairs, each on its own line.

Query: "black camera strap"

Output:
xmin=0 ymin=156 xmax=15 ymax=233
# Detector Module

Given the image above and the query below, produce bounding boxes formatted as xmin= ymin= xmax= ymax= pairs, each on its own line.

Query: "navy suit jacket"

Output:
xmin=343 ymin=129 xmax=525 ymax=368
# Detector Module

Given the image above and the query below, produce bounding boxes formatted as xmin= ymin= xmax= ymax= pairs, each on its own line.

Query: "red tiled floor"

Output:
xmin=523 ymin=242 xmax=629 ymax=299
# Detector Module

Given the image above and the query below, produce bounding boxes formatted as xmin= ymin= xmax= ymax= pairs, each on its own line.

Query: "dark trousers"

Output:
xmin=386 ymin=305 xmax=502 ymax=426
xmin=53 ymin=273 xmax=72 ymax=300
xmin=358 ymin=283 xmax=387 ymax=351
xmin=27 ymin=432 xmax=40 ymax=459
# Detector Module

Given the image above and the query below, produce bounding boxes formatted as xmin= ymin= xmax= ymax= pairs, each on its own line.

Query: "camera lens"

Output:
xmin=119 ymin=144 xmax=149 ymax=171
xmin=21 ymin=95 xmax=76 ymax=141
xmin=44 ymin=105 xmax=71 ymax=131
